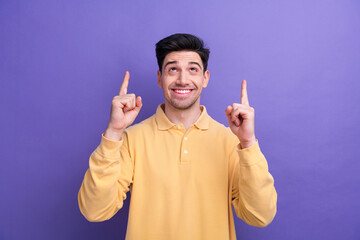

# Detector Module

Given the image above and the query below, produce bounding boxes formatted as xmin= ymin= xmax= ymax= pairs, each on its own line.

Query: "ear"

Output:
xmin=157 ymin=70 xmax=162 ymax=88
xmin=202 ymin=70 xmax=210 ymax=88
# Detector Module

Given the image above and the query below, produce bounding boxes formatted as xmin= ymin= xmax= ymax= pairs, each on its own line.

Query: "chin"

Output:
xmin=169 ymin=100 xmax=198 ymax=110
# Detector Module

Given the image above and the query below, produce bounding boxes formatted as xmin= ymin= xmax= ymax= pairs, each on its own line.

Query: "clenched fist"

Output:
xmin=104 ymin=71 xmax=142 ymax=141
xmin=225 ymin=80 xmax=256 ymax=148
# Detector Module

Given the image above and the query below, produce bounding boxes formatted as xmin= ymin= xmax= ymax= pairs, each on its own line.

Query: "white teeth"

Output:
xmin=174 ymin=89 xmax=191 ymax=94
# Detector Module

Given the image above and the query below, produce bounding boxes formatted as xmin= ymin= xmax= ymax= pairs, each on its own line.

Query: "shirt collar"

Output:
xmin=155 ymin=104 xmax=210 ymax=131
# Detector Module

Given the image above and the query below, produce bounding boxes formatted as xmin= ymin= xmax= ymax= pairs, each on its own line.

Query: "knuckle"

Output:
xmin=112 ymin=101 xmax=122 ymax=108
xmin=112 ymin=97 xmax=119 ymax=104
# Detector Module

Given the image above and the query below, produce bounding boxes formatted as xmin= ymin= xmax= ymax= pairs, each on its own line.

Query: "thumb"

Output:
xmin=134 ymin=96 xmax=143 ymax=112
xmin=225 ymin=106 xmax=233 ymax=124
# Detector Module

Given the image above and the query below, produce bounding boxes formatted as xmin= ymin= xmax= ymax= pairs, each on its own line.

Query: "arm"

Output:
xmin=78 ymin=133 xmax=133 ymax=222
xmin=78 ymin=72 xmax=142 ymax=221
xmin=225 ymin=80 xmax=277 ymax=226
xmin=230 ymin=141 xmax=277 ymax=227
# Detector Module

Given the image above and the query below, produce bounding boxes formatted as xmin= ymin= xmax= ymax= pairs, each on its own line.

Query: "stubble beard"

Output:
xmin=168 ymin=97 xmax=199 ymax=110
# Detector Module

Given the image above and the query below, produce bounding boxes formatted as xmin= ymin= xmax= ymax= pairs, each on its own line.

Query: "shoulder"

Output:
xmin=125 ymin=114 xmax=156 ymax=136
xmin=207 ymin=115 xmax=239 ymax=144
xmin=121 ymin=114 xmax=157 ymax=149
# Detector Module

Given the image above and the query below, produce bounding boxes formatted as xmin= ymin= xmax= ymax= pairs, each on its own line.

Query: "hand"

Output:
xmin=225 ymin=80 xmax=256 ymax=148
xmin=104 ymin=71 xmax=142 ymax=141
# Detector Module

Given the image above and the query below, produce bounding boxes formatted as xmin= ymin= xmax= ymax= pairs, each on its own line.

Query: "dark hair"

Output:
xmin=155 ymin=33 xmax=210 ymax=73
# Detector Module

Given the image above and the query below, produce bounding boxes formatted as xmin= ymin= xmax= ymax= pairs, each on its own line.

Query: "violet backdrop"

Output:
xmin=1 ymin=0 xmax=359 ymax=239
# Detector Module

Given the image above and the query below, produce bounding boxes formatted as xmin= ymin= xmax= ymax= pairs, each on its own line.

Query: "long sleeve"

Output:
xmin=231 ymin=141 xmax=277 ymax=227
xmin=78 ymin=133 xmax=134 ymax=222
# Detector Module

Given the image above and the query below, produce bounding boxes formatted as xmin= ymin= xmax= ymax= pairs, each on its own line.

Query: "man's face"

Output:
xmin=157 ymin=51 xmax=209 ymax=110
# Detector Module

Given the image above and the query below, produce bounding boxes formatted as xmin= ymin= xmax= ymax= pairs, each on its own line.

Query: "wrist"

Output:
xmin=104 ymin=128 xmax=124 ymax=141
xmin=239 ymin=137 xmax=256 ymax=149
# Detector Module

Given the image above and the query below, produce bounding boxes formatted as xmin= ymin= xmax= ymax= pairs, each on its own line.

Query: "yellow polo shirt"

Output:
xmin=78 ymin=104 xmax=277 ymax=240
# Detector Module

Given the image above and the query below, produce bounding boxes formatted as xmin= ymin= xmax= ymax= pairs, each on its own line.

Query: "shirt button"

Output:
xmin=184 ymin=150 xmax=188 ymax=154
xmin=177 ymin=125 xmax=181 ymax=129
xmin=184 ymin=137 xmax=188 ymax=141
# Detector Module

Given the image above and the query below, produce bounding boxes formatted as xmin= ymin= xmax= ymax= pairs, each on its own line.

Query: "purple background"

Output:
xmin=1 ymin=0 xmax=360 ymax=239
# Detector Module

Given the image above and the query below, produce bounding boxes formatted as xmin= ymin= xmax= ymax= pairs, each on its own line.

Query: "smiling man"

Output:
xmin=78 ymin=33 xmax=277 ymax=240
xmin=157 ymin=50 xmax=209 ymax=130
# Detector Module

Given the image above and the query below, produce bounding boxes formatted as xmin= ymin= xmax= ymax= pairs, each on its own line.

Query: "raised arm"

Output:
xmin=226 ymin=80 xmax=277 ymax=227
xmin=78 ymin=72 xmax=141 ymax=221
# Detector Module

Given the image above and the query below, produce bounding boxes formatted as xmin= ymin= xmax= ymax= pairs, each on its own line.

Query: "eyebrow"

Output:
xmin=163 ymin=61 xmax=203 ymax=70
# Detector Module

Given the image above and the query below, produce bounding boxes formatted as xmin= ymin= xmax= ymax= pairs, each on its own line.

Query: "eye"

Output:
xmin=169 ymin=67 xmax=177 ymax=72
xmin=190 ymin=67 xmax=198 ymax=72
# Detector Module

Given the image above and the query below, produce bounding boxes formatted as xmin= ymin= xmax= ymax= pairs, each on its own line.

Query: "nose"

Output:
xmin=176 ymin=71 xmax=187 ymax=85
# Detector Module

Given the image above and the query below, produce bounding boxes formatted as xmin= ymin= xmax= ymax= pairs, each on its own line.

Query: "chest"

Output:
xmin=131 ymin=129 xmax=230 ymax=192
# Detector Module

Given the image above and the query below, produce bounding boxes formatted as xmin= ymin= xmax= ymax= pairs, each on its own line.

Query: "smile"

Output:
xmin=172 ymin=89 xmax=192 ymax=94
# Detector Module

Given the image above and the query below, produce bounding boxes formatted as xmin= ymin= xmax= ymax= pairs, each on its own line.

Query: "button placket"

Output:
xmin=180 ymin=128 xmax=193 ymax=164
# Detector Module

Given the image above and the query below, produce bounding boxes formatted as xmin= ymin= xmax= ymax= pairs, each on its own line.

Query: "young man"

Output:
xmin=78 ymin=33 xmax=277 ymax=239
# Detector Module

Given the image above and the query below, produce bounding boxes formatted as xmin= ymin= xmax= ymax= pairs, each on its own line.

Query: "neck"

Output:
xmin=163 ymin=102 xmax=202 ymax=130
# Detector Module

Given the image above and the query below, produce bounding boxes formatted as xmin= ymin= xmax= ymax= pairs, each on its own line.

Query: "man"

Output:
xmin=78 ymin=33 xmax=277 ymax=239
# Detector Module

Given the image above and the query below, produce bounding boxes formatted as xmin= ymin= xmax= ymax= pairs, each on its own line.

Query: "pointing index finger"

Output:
xmin=241 ymin=80 xmax=249 ymax=106
xmin=119 ymin=71 xmax=130 ymax=95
